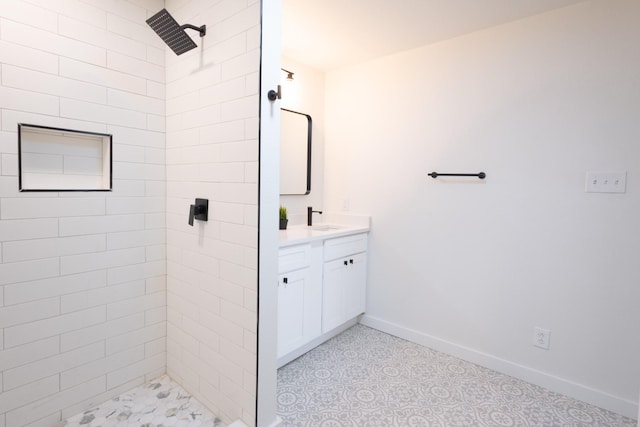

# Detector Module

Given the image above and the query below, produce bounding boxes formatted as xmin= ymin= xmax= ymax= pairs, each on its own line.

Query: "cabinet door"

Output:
xmin=322 ymin=258 xmax=347 ymax=333
xmin=277 ymin=268 xmax=311 ymax=357
xmin=344 ymin=252 xmax=367 ymax=319
xmin=322 ymin=253 xmax=367 ymax=333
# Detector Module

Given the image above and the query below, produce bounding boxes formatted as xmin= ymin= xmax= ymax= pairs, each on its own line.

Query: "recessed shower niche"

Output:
xmin=18 ymin=123 xmax=112 ymax=191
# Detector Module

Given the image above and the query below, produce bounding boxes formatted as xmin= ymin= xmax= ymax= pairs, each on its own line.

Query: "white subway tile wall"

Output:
xmin=163 ymin=0 xmax=260 ymax=425
xmin=0 ymin=1 xmax=168 ymax=426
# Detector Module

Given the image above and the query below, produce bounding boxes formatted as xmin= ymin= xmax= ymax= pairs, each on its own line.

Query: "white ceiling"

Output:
xmin=282 ymin=0 xmax=589 ymax=71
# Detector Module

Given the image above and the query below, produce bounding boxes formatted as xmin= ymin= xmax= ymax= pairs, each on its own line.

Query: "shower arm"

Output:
xmin=180 ymin=24 xmax=206 ymax=37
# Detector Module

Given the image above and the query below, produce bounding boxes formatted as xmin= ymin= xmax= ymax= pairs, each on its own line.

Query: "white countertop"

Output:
xmin=278 ymin=213 xmax=371 ymax=248
xmin=279 ymin=223 xmax=370 ymax=247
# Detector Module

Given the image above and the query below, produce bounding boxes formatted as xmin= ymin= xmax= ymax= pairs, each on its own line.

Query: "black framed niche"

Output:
xmin=18 ymin=123 xmax=112 ymax=192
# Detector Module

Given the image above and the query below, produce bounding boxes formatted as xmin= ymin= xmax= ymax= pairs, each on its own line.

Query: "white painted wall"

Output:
xmin=0 ymin=1 xmax=167 ymax=425
xmin=279 ymin=57 xmax=325 ymax=223
xmin=324 ymin=0 xmax=639 ymax=418
xmin=164 ymin=0 xmax=260 ymax=425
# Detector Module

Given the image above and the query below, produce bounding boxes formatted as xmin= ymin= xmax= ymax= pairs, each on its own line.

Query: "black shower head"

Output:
xmin=146 ymin=8 xmax=206 ymax=56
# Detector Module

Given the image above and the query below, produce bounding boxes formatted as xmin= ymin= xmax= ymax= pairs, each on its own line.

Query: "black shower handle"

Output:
xmin=189 ymin=204 xmax=196 ymax=226
xmin=188 ymin=198 xmax=209 ymax=226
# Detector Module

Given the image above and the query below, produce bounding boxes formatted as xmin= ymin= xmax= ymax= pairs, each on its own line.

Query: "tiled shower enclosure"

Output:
xmin=0 ymin=0 xmax=260 ymax=425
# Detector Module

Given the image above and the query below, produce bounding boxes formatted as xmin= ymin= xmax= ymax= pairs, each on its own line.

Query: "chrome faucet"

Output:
xmin=307 ymin=206 xmax=323 ymax=226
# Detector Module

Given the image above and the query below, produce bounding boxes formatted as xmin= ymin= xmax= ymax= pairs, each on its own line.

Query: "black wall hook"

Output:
xmin=267 ymin=85 xmax=282 ymax=101
xmin=188 ymin=198 xmax=208 ymax=226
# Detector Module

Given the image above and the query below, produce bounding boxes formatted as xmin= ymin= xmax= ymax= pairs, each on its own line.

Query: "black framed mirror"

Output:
xmin=280 ymin=108 xmax=311 ymax=195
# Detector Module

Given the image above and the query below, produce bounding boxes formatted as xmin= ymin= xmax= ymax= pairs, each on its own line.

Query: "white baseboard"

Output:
xmin=360 ymin=314 xmax=638 ymax=420
xmin=277 ymin=317 xmax=360 ymax=368
xmin=267 ymin=416 xmax=282 ymax=427
xmin=250 ymin=416 xmax=281 ymax=427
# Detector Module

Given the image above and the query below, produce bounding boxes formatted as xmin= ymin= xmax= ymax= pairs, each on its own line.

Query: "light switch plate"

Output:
xmin=585 ymin=171 xmax=626 ymax=193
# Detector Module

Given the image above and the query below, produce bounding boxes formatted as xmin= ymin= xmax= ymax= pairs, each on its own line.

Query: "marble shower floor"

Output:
xmin=59 ymin=375 xmax=222 ymax=427
xmin=277 ymin=324 xmax=637 ymax=426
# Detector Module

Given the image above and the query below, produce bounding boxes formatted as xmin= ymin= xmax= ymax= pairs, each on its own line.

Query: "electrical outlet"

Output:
xmin=585 ymin=171 xmax=626 ymax=193
xmin=533 ymin=327 xmax=551 ymax=350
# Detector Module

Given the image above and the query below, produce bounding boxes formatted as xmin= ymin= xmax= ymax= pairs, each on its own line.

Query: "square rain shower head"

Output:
xmin=146 ymin=9 xmax=205 ymax=56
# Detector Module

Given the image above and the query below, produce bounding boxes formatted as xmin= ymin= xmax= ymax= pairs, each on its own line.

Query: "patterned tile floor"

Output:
xmin=277 ymin=325 xmax=637 ymax=426
xmin=60 ymin=375 xmax=222 ymax=427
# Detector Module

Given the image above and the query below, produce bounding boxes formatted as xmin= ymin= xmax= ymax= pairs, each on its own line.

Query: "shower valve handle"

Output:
xmin=188 ymin=198 xmax=209 ymax=226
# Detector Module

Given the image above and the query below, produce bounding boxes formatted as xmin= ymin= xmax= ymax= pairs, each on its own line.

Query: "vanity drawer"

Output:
xmin=279 ymin=244 xmax=312 ymax=273
xmin=324 ymin=233 xmax=368 ymax=261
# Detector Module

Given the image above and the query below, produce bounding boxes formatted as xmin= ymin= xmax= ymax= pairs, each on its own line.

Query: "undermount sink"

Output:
xmin=309 ymin=224 xmax=343 ymax=231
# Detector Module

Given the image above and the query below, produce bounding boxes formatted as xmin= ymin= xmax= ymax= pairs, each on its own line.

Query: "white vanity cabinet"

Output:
xmin=277 ymin=222 xmax=369 ymax=366
xmin=277 ymin=243 xmax=322 ymax=358
xmin=322 ymin=233 xmax=368 ymax=333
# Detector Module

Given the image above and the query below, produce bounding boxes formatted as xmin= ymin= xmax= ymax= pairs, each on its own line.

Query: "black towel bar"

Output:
xmin=429 ymin=172 xmax=486 ymax=179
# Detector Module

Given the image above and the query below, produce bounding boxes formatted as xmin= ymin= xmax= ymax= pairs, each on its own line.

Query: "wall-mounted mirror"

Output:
xmin=280 ymin=108 xmax=312 ymax=195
